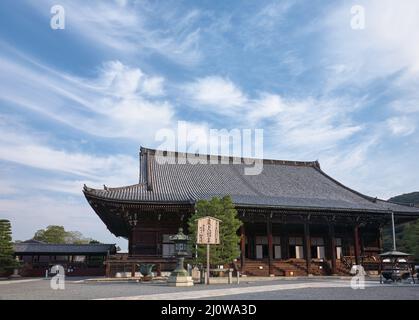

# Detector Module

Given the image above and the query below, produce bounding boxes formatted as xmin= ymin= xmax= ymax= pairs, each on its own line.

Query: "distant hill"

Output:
xmin=383 ymin=192 xmax=419 ymax=260
xmin=388 ymin=192 xmax=419 ymax=206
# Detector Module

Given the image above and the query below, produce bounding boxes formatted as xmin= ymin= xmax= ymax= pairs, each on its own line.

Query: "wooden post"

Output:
xmin=329 ymin=224 xmax=337 ymax=275
xmin=128 ymin=232 xmax=133 ymax=256
xmin=304 ymin=222 xmax=311 ymax=275
xmin=378 ymin=226 xmax=384 ymax=253
xmin=247 ymin=234 xmax=252 ymax=259
xmin=281 ymin=227 xmax=288 ymax=260
xmin=105 ymin=262 xmax=111 ymax=278
xmin=206 ymin=243 xmax=210 ymax=285
xmin=354 ymin=225 xmax=361 ymax=265
xmin=131 ymin=263 xmax=136 ymax=278
xmin=240 ymin=224 xmax=246 ymax=272
xmin=267 ymin=219 xmax=273 ymax=275
xmin=391 ymin=211 xmax=396 ymax=251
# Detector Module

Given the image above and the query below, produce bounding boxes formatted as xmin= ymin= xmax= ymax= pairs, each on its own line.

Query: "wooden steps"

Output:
xmin=336 ymin=260 xmax=353 ymax=275
xmin=241 ymin=259 xmax=270 ymax=276
xmin=241 ymin=259 xmax=352 ymax=276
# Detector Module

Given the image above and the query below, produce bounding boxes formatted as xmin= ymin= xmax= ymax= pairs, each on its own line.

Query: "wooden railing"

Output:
xmin=341 ymin=256 xmax=354 ymax=269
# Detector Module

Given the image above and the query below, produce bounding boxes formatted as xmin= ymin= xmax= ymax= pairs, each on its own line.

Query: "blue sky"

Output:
xmin=1 ymin=0 xmax=418 ymax=249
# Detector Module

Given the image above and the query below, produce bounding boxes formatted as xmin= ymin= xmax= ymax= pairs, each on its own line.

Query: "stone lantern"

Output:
xmin=167 ymin=228 xmax=194 ymax=287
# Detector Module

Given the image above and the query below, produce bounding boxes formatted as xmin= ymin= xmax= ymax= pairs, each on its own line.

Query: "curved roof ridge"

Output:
xmin=83 ymin=183 xmax=145 ymax=193
xmin=140 ymin=146 xmax=319 ymax=168
xmin=376 ymin=198 xmax=417 ymax=208
xmin=311 ymin=166 xmax=378 ymax=203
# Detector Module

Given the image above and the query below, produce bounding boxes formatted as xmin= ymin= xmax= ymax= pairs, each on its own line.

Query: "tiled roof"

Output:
xmin=83 ymin=147 xmax=419 ymax=215
xmin=13 ymin=243 xmax=116 ymax=254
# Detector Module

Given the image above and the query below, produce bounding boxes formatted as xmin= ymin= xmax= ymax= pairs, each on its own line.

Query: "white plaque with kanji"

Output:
xmin=196 ymin=216 xmax=221 ymax=244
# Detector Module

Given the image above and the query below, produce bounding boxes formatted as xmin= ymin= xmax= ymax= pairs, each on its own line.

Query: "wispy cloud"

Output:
xmin=328 ymin=0 xmax=419 ymax=77
xmin=184 ymin=75 xmax=363 ymax=152
xmin=0 ymin=116 xmax=138 ymax=187
xmin=0 ymin=48 xmax=176 ymax=140
xmin=387 ymin=117 xmax=416 ymax=137
xmin=30 ymin=0 xmax=204 ymax=66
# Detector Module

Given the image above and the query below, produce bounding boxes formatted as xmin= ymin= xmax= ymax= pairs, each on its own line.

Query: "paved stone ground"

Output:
xmin=0 ymin=277 xmax=418 ymax=300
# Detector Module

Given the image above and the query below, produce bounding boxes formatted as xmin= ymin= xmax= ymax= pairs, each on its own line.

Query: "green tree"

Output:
xmin=34 ymin=225 xmax=67 ymax=243
xmin=33 ymin=225 xmax=99 ymax=244
xmin=0 ymin=219 xmax=18 ymax=273
xmin=188 ymin=196 xmax=242 ymax=266
xmin=384 ymin=192 xmax=419 ymax=260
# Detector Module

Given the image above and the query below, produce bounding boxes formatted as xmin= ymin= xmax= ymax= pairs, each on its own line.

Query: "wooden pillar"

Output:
xmin=240 ymin=224 xmax=246 ymax=271
xmin=354 ymin=225 xmax=361 ymax=265
xmin=378 ymin=226 xmax=384 ymax=253
xmin=247 ymin=233 xmax=252 ymax=259
xmin=304 ymin=222 xmax=311 ymax=275
xmin=128 ymin=231 xmax=133 ymax=256
xmin=131 ymin=263 xmax=136 ymax=278
xmin=329 ymin=224 xmax=337 ymax=275
xmin=267 ymin=219 xmax=273 ymax=275
xmin=281 ymin=226 xmax=288 ymax=260
xmin=105 ymin=262 xmax=111 ymax=278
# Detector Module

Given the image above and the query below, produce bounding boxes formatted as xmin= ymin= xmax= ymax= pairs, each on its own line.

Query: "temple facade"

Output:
xmin=83 ymin=147 xmax=419 ymax=276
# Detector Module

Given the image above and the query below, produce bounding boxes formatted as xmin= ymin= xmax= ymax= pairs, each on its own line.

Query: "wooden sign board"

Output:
xmin=196 ymin=216 xmax=221 ymax=245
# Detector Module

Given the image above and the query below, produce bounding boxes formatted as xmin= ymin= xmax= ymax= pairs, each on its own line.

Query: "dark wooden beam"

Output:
xmin=267 ymin=218 xmax=273 ymax=275
xmin=378 ymin=226 xmax=383 ymax=253
xmin=280 ymin=225 xmax=289 ymax=260
xmin=128 ymin=232 xmax=133 ymax=255
xmin=240 ymin=224 xmax=246 ymax=272
xmin=329 ymin=223 xmax=337 ymax=275
xmin=131 ymin=263 xmax=136 ymax=278
xmin=304 ymin=222 xmax=311 ymax=275
xmin=354 ymin=224 xmax=361 ymax=265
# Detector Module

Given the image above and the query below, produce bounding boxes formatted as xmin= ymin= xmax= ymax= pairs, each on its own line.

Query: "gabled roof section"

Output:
xmin=83 ymin=147 xmax=419 ymax=215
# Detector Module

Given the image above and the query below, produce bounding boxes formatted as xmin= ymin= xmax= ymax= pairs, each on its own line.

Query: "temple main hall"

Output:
xmin=83 ymin=147 xmax=419 ymax=276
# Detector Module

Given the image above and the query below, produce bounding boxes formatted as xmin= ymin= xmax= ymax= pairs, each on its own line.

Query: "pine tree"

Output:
xmin=0 ymin=219 xmax=17 ymax=273
xmin=187 ymin=196 xmax=242 ymax=266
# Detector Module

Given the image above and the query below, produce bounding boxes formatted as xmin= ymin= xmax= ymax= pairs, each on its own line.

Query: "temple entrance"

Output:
xmin=288 ymin=237 xmax=304 ymax=259
xmin=255 ymin=236 xmax=268 ymax=259
xmin=336 ymin=238 xmax=342 ymax=259
xmin=310 ymin=237 xmax=325 ymax=259
xmin=273 ymin=236 xmax=281 ymax=259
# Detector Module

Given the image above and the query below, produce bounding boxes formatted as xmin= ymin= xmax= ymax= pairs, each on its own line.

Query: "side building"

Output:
xmin=83 ymin=147 xmax=419 ymax=276
xmin=14 ymin=240 xmax=116 ymax=277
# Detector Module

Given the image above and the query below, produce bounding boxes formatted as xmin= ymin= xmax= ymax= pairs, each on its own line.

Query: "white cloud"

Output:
xmin=0 ymin=182 xmax=17 ymax=195
xmin=387 ymin=117 xmax=416 ymax=136
xmin=184 ymin=75 xmax=362 ymax=152
xmin=326 ymin=0 xmax=419 ymax=79
xmin=270 ymin=97 xmax=363 ymax=152
xmin=0 ymin=116 xmax=138 ymax=191
xmin=253 ymin=0 xmax=296 ymax=29
xmin=0 ymin=53 xmax=175 ymax=140
xmin=30 ymin=0 xmax=203 ymax=66
xmin=391 ymin=99 xmax=419 ymax=114
xmin=247 ymin=93 xmax=285 ymax=123
xmin=96 ymin=61 xmax=165 ymax=98
xmin=184 ymin=76 xmax=247 ymax=114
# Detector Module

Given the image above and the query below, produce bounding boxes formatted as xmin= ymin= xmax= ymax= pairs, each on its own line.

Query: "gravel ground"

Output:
xmin=0 ymin=277 xmax=418 ymax=300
